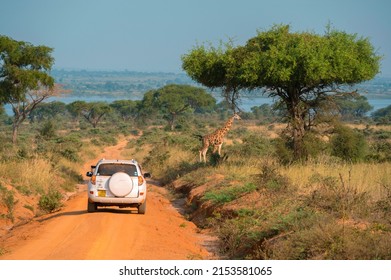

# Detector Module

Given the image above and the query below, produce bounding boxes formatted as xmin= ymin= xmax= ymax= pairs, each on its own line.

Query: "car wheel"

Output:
xmin=87 ymin=200 xmax=97 ymax=213
xmin=138 ymin=200 xmax=146 ymax=214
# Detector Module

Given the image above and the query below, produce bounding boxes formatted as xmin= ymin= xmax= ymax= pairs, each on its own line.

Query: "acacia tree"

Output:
xmin=67 ymin=101 xmax=112 ymax=128
xmin=141 ymin=84 xmax=216 ymax=130
xmin=110 ymin=100 xmax=139 ymax=122
xmin=182 ymin=25 xmax=381 ymax=159
xmin=0 ymin=35 xmax=56 ymax=143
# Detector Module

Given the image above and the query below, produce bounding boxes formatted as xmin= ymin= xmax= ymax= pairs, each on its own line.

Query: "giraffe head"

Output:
xmin=233 ymin=113 xmax=241 ymax=120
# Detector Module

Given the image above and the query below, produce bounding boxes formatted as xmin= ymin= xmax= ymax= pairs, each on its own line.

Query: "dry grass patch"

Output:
xmin=281 ymin=160 xmax=391 ymax=200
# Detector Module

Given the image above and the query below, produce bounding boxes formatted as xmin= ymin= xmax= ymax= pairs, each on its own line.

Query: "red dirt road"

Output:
xmin=0 ymin=139 xmax=212 ymax=260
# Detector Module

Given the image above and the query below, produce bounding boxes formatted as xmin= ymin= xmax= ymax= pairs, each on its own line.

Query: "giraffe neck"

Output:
xmin=219 ymin=116 xmax=235 ymax=135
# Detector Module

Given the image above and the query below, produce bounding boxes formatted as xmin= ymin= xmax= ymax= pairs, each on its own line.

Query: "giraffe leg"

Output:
xmin=200 ymin=145 xmax=208 ymax=163
xmin=217 ymin=143 xmax=222 ymax=155
xmin=202 ymin=149 xmax=207 ymax=163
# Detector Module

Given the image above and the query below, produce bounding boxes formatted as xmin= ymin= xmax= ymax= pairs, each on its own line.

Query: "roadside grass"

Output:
xmin=0 ymin=158 xmax=55 ymax=195
xmin=137 ymin=125 xmax=391 ymax=259
xmin=281 ymin=159 xmax=391 ymax=200
xmin=203 ymin=183 xmax=258 ymax=204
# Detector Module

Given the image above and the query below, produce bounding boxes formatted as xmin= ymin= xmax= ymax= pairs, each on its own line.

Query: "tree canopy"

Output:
xmin=0 ymin=35 xmax=54 ymax=102
xmin=140 ymin=84 xmax=216 ymax=129
xmin=182 ymin=24 xmax=382 ymax=159
xmin=67 ymin=101 xmax=112 ymax=128
xmin=0 ymin=35 xmax=56 ymax=143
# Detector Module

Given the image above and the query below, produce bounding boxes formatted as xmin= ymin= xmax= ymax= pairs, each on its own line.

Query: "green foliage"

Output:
xmin=272 ymin=137 xmax=294 ymax=165
xmin=372 ymin=104 xmax=391 ymax=124
xmin=29 ymin=101 xmax=68 ymax=122
xmin=0 ymin=35 xmax=54 ymax=103
xmin=334 ymin=93 xmax=373 ymax=120
xmin=110 ymin=99 xmax=139 ymax=121
xmin=140 ymin=84 xmax=216 ymax=129
xmin=256 ymin=163 xmax=290 ymax=192
xmin=331 ymin=125 xmax=367 ymax=162
xmin=203 ymin=183 xmax=258 ymax=204
xmin=38 ymin=120 xmax=57 ymax=139
xmin=0 ymin=184 xmax=15 ymax=221
xmin=38 ymin=187 xmax=63 ymax=213
xmin=0 ymin=36 xmax=56 ymax=143
xmin=307 ymin=173 xmax=370 ymax=217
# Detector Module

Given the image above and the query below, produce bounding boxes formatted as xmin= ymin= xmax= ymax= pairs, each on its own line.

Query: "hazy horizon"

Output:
xmin=1 ymin=0 xmax=391 ymax=76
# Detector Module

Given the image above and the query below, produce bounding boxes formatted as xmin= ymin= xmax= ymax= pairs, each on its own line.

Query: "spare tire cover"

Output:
xmin=109 ymin=172 xmax=134 ymax=197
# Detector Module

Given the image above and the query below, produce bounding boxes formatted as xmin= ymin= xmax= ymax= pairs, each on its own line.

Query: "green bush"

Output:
xmin=0 ymin=184 xmax=15 ymax=221
xmin=256 ymin=163 xmax=290 ymax=192
xmin=39 ymin=187 xmax=63 ymax=213
xmin=38 ymin=120 xmax=57 ymax=139
xmin=331 ymin=125 xmax=367 ymax=162
xmin=203 ymin=183 xmax=258 ymax=204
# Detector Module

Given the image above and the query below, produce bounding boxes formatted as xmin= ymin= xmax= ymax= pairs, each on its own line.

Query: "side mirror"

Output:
xmin=143 ymin=173 xmax=151 ymax=179
xmin=86 ymin=171 xmax=93 ymax=177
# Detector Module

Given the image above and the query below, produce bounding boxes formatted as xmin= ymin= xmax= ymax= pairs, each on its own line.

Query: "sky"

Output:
xmin=1 ymin=0 xmax=391 ymax=76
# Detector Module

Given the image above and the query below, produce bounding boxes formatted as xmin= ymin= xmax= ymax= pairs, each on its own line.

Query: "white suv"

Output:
xmin=86 ymin=159 xmax=150 ymax=214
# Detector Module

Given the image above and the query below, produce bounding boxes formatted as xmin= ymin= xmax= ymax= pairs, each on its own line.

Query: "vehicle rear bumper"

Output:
xmin=88 ymin=195 xmax=145 ymax=206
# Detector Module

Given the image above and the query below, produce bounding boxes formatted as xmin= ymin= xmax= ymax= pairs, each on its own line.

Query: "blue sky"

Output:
xmin=1 ymin=0 xmax=390 ymax=76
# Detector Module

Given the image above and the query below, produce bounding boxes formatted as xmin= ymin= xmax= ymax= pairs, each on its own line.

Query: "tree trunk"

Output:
xmin=169 ymin=113 xmax=176 ymax=131
xmin=287 ymin=90 xmax=306 ymax=160
xmin=291 ymin=112 xmax=305 ymax=159
xmin=12 ymin=123 xmax=18 ymax=144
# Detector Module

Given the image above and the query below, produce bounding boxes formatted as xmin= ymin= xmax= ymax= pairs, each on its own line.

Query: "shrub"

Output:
xmin=0 ymin=184 xmax=15 ymax=221
xmin=203 ymin=183 xmax=258 ymax=204
xmin=38 ymin=120 xmax=56 ymax=139
xmin=256 ymin=163 xmax=290 ymax=192
xmin=39 ymin=187 xmax=63 ymax=213
xmin=331 ymin=125 xmax=367 ymax=162
xmin=272 ymin=137 xmax=294 ymax=165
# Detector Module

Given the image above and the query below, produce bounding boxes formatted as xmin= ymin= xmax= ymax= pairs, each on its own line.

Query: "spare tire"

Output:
xmin=109 ymin=172 xmax=134 ymax=197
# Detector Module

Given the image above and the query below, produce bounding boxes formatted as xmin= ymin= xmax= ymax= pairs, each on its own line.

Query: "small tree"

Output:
xmin=334 ymin=93 xmax=373 ymax=121
xmin=29 ymin=101 xmax=68 ymax=123
xmin=85 ymin=102 xmax=112 ymax=128
xmin=67 ymin=101 xmax=112 ymax=128
xmin=141 ymin=84 xmax=216 ymax=130
xmin=110 ymin=100 xmax=139 ymax=122
xmin=0 ymin=35 xmax=57 ymax=143
xmin=331 ymin=125 xmax=367 ymax=162
xmin=371 ymin=105 xmax=391 ymax=124
xmin=9 ymin=85 xmax=63 ymax=143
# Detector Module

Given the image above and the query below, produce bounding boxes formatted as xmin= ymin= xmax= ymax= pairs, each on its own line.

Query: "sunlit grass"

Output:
xmin=281 ymin=159 xmax=391 ymax=200
xmin=0 ymin=158 xmax=56 ymax=194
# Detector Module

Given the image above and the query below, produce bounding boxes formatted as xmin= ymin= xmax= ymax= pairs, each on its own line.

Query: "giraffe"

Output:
xmin=197 ymin=113 xmax=241 ymax=162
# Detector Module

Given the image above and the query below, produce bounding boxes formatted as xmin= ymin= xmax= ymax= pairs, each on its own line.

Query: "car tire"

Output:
xmin=87 ymin=200 xmax=97 ymax=213
xmin=138 ymin=200 xmax=146 ymax=214
xmin=109 ymin=172 xmax=134 ymax=197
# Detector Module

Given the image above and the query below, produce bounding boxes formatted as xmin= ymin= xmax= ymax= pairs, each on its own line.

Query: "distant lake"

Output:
xmin=238 ymin=96 xmax=391 ymax=113
xmin=3 ymin=95 xmax=391 ymax=116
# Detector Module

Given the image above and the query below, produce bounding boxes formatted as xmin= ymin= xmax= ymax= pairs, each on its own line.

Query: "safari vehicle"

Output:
xmin=86 ymin=159 xmax=150 ymax=214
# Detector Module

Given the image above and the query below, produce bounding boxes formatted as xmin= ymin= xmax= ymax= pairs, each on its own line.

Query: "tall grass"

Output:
xmin=281 ymin=159 xmax=391 ymax=200
xmin=0 ymin=158 xmax=56 ymax=195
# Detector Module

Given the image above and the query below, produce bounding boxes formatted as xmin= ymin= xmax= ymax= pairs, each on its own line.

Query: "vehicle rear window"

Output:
xmin=96 ymin=164 xmax=138 ymax=176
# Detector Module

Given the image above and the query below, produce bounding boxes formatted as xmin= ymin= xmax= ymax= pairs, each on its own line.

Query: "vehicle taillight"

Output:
xmin=138 ymin=176 xmax=144 ymax=186
xmin=91 ymin=175 xmax=96 ymax=185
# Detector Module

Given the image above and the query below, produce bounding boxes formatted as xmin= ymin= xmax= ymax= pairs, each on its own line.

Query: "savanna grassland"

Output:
xmin=124 ymin=117 xmax=391 ymax=260
xmin=1 ymin=98 xmax=391 ymax=260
